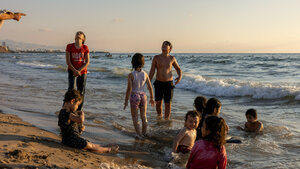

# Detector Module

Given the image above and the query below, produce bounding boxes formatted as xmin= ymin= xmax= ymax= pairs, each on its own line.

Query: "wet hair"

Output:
xmin=203 ymin=116 xmax=226 ymax=151
xmin=204 ymin=98 xmax=222 ymax=115
xmin=163 ymin=41 xmax=173 ymax=50
xmin=63 ymin=89 xmax=82 ymax=103
xmin=246 ymin=108 xmax=257 ymax=118
xmin=194 ymin=96 xmax=207 ymax=113
xmin=185 ymin=110 xmax=200 ymax=122
xmin=131 ymin=53 xmax=144 ymax=70
xmin=75 ymin=31 xmax=86 ymax=44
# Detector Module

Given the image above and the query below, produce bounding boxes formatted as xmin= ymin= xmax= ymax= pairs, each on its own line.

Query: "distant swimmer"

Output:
xmin=0 ymin=10 xmax=26 ymax=29
xmin=149 ymin=41 xmax=182 ymax=120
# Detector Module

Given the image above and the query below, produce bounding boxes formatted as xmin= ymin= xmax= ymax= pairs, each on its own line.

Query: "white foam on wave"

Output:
xmin=112 ymin=67 xmax=132 ymax=77
xmin=176 ymin=73 xmax=300 ymax=99
xmin=16 ymin=61 xmax=55 ymax=69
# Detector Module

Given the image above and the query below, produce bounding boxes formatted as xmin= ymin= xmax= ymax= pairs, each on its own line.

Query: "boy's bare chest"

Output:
xmin=157 ymin=58 xmax=173 ymax=68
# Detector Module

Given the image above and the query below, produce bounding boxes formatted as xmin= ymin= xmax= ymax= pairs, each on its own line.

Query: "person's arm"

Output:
xmin=244 ymin=122 xmax=250 ymax=132
xmin=146 ymin=74 xmax=155 ymax=107
xmin=124 ymin=74 xmax=133 ymax=110
xmin=0 ymin=11 xmax=26 ymax=21
xmin=66 ymin=51 xmax=80 ymax=76
xmin=77 ymin=52 xmax=90 ymax=73
xmin=256 ymin=121 xmax=263 ymax=132
xmin=69 ymin=111 xmax=85 ymax=123
xmin=172 ymin=128 xmax=187 ymax=153
xmin=186 ymin=142 xmax=197 ymax=169
xmin=0 ymin=20 xmax=4 ymax=28
xmin=218 ymin=147 xmax=227 ymax=169
xmin=149 ymin=56 xmax=157 ymax=81
xmin=172 ymin=57 xmax=182 ymax=85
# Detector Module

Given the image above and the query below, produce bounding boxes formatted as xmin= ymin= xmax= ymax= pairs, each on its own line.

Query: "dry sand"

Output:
xmin=0 ymin=111 xmax=158 ymax=169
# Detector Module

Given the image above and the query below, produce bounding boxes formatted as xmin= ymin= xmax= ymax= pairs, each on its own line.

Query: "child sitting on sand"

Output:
xmin=58 ymin=89 xmax=119 ymax=153
xmin=124 ymin=53 xmax=155 ymax=138
xmin=172 ymin=111 xmax=200 ymax=154
xmin=187 ymin=116 xmax=227 ymax=169
xmin=237 ymin=108 xmax=263 ymax=132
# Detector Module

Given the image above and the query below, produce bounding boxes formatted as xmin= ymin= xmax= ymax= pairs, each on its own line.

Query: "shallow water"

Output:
xmin=0 ymin=52 xmax=299 ymax=168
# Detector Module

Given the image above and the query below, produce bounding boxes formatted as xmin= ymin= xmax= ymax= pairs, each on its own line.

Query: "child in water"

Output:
xmin=237 ymin=108 xmax=263 ymax=132
xmin=187 ymin=116 xmax=227 ymax=169
xmin=58 ymin=89 xmax=119 ymax=153
xmin=196 ymin=98 xmax=229 ymax=140
xmin=124 ymin=53 xmax=155 ymax=138
xmin=193 ymin=96 xmax=207 ymax=140
xmin=194 ymin=96 xmax=207 ymax=115
xmin=172 ymin=111 xmax=200 ymax=154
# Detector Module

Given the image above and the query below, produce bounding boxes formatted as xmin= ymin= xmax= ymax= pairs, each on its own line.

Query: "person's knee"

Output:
xmin=156 ymin=101 xmax=162 ymax=106
xmin=84 ymin=142 xmax=93 ymax=150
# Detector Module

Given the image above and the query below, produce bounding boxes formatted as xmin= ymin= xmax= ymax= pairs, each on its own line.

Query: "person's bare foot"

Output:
xmin=110 ymin=145 xmax=119 ymax=153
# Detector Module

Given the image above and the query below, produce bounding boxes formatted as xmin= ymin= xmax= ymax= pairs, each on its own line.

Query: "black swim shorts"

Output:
xmin=153 ymin=80 xmax=175 ymax=103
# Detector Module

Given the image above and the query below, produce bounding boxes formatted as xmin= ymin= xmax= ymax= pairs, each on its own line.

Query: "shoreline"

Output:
xmin=0 ymin=110 xmax=156 ymax=169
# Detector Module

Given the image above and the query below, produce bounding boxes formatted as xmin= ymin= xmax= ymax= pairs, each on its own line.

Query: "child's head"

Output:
xmin=184 ymin=111 xmax=200 ymax=130
xmin=162 ymin=41 xmax=172 ymax=52
xmin=63 ymin=89 xmax=83 ymax=112
xmin=194 ymin=96 xmax=207 ymax=113
xmin=75 ymin=31 xmax=86 ymax=44
xmin=245 ymin=108 xmax=258 ymax=123
xmin=201 ymin=116 xmax=227 ymax=151
xmin=131 ymin=53 xmax=145 ymax=70
xmin=204 ymin=98 xmax=222 ymax=116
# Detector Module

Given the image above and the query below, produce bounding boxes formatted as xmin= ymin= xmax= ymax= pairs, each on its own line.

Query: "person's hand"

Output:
xmin=109 ymin=145 xmax=119 ymax=153
xmin=73 ymin=70 xmax=80 ymax=77
xmin=13 ymin=12 xmax=26 ymax=21
xmin=150 ymin=99 xmax=155 ymax=107
xmin=123 ymin=101 xmax=128 ymax=110
xmin=236 ymin=126 xmax=243 ymax=130
xmin=174 ymin=77 xmax=181 ymax=85
xmin=80 ymin=124 xmax=85 ymax=131
xmin=75 ymin=110 xmax=84 ymax=115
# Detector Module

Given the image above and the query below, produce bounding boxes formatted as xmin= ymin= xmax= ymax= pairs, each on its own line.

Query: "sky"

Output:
xmin=1 ymin=0 xmax=300 ymax=53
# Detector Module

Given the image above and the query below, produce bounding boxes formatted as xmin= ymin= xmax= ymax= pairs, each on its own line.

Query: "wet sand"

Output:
xmin=0 ymin=111 xmax=161 ymax=169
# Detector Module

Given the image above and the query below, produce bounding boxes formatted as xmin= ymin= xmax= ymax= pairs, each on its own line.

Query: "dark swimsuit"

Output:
xmin=153 ymin=80 xmax=175 ymax=103
xmin=58 ymin=109 xmax=87 ymax=149
xmin=177 ymin=145 xmax=191 ymax=154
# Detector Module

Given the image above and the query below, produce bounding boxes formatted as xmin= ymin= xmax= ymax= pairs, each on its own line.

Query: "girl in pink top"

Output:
xmin=187 ymin=116 xmax=227 ymax=169
xmin=124 ymin=53 xmax=155 ymax=138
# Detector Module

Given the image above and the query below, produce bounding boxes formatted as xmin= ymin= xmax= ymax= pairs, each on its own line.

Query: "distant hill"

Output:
xmin=0 ymin=40 xmax=64 ymax=51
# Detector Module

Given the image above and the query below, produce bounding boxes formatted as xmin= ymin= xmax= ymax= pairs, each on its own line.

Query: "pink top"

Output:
xmin=186 ymin=140 xmax=227 ymax=169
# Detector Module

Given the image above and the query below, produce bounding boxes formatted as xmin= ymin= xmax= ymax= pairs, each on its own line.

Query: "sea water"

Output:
xmin=0 ymin=52 xmax=299 ymax=168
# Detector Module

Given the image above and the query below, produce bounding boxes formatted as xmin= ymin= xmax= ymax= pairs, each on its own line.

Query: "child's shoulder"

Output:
xmin=178 ymin=127 xmax=189 ymax=134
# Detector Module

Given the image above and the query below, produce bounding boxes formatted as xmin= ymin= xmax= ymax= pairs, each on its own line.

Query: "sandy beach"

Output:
xmin=0 ymin=111 xmax=155 ymax=169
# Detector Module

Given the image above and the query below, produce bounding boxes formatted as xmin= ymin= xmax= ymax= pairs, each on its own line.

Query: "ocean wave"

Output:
xmin=176 ymin=73 xmax=300 ymax=100
xmin=111 ymin=67 xmax=132 ymax=78
xmin=16 ymin=61 xmax=56 ymax=69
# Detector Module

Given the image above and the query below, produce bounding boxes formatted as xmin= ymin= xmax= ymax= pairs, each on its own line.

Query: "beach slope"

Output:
xmin=0 ymin=112 xmax=145 ymax=169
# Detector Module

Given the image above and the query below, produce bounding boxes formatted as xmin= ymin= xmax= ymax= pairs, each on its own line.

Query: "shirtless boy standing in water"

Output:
xmin=149 ymin=41 xmax=182 ymax=119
